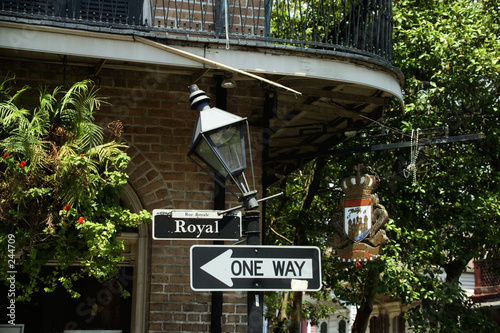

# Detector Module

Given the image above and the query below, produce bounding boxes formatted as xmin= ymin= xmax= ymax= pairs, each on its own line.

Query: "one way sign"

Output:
xmin=190 ymin=245 xmax=322 ymax=291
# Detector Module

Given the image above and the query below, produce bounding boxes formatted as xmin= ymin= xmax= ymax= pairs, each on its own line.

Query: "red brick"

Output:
xmin=148 ymin=322 xmax=163 ymax=331
xmin=0 ymin=59 xmax=264 ymax=333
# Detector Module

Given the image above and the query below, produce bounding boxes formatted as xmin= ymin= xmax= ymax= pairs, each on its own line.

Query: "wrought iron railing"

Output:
xmin=474 ymin=260 xmax=500 ymax=296
xmin=0 ymin=0 xmax=393 ymax=62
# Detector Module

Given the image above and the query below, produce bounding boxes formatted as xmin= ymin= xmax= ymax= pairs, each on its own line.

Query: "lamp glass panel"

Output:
xmin=194 ymin=139 xmax=228 ymax=177
xmin=206 ymin=124 xmax=246 ymax=175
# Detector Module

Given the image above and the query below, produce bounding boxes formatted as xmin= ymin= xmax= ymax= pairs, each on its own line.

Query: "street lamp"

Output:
xmin=187 ymin=84 xmax=259 ymax=211
xmin=187 ymin=84 xmax=283 ymax=333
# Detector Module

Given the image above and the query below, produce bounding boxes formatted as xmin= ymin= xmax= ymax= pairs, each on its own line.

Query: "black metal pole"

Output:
xmin=214 ymin=0 xmax=225 ymax=39
xmin=211 ymin=290 xmax=223 ymax=333
xmin=211 ymin=176 xmax=225 ymax=333
xmin=211 ymin=78 xmax=227 ymax=333
xmin=245 ymin=210 xmax=264 ymax=333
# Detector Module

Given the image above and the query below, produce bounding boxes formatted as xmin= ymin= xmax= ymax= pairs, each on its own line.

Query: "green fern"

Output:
xmin=0 ymin=76 xmax=152 ymax=300
xmin=54 ymin=79 xmax=105 ymax=149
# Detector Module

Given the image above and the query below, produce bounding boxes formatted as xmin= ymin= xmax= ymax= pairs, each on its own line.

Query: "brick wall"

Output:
xmin=0 ymin=58 xmax=265 ymax=332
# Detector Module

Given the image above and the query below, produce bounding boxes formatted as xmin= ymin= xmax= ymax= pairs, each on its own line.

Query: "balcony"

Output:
xmin=0 ymin=0 xmax=403 ymax=183
xmin=472 ymin=260 xmax=500 ymax=303
xmin=0 ymin=0 xmax=393 ymax=62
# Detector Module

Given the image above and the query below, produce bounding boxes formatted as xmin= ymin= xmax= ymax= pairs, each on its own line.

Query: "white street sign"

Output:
xmin=190 ymin=245 xmax=321 ymax=291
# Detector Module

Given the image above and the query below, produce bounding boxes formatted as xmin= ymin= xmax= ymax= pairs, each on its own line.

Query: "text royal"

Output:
xmin=174 ymin=220 xmax=219 ymax=238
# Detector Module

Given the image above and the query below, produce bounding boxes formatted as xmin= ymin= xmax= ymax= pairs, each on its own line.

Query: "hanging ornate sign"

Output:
xmin=331 ymin=165 xmax=389 ymax=263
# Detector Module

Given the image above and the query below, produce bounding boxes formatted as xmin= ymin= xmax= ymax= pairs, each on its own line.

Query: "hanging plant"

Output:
xmin=0 ymin=76 xmax=151 ymax=300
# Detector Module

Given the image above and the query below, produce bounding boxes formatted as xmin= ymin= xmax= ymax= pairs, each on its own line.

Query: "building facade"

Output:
xmin=308 ymin=268 xmax=476 ymax=333
xmin=0 ymin=0 xmax=403 ymax=331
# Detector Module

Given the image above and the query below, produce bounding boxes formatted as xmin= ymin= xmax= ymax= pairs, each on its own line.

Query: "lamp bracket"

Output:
xmin=257 ymin=192 xmax=284 ymax=205
xmin=217 ymin=192 xmax=283 ymax=215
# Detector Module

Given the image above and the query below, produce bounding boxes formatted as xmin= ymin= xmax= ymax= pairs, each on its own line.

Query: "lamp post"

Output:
xmin=187 ymin=84 xmax=264 ymax=332
xmin=187 ymin=84 xmax=259 ymax=211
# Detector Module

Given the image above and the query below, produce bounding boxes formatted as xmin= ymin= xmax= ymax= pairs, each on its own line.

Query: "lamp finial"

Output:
xmin=188 ymin=84 xmax=210 ymax=111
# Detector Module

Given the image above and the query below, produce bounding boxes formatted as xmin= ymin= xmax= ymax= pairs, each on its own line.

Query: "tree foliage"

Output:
xmin=385 ymin=0 xmax=500 ymax=329
xmin=265 ymin=0 xmax=500 ymax=331
xmin=0 ymin=77 xmax=151 ymax=300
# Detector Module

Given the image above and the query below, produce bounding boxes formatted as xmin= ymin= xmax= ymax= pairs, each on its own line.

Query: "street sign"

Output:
xmin=190 ymin=245 xmax=322 ymax=291
xmin=153 ymin=209 xmax=241 ymax=241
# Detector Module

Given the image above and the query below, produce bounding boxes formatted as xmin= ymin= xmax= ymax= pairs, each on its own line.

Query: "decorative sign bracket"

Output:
xmin=331 ymin=164 xmax=389 ymax=263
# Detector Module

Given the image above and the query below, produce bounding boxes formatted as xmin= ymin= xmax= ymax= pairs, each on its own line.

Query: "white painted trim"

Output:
xmin=205 ymin=48 xmax=403 ymax=101
xmin=120 ymin=183 xmax=149 ymax=333
xmin=0 ymin=22 xmax=403 ymax=102
xmin=134 ymin=36 xmax=302 ymax=95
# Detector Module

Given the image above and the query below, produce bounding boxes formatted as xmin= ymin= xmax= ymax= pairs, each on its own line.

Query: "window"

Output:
xmin=79 ymin=0 xmax=144 ymax=25
xmin=0 ymin=183 xmax=148 ymax=333
xmin=0 ymin=266 xmax=133 ymax=332
xmin=392 ymin=314 xmax=405 ymax=333
xmin=339 ymin=319 xmax=346 ymax=333
xmin=320 ymin=321 xmax=327 ymax=333
xmin=370 ymin=315 xmax=389 ymax=333
xmin=2 ymin=0 xmax=145 ymax=25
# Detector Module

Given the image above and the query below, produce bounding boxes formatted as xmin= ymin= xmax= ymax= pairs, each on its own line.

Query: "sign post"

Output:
xmin=190 ymin=245 xmax=322 ymax=291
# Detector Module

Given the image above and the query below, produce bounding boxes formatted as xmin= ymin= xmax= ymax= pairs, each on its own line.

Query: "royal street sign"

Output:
xmin=153 ymin=209 xmax=241 ymax=241
xmin=190 ymin=245 xmax=322 ymax=291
